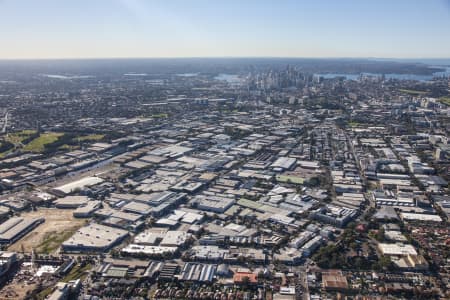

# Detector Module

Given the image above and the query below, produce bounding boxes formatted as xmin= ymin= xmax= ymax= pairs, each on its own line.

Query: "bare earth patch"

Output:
xmin=8 ymin=208 xmax=87 ymax=254
xmin=0 ymin=282 xmax=37 ymax=299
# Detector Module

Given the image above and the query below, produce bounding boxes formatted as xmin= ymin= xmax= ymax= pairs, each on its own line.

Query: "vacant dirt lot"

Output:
xmin=8 ymin=208 xmax=87 ymax=254
xmin=0 ymin=282 xmax=37 ymax=300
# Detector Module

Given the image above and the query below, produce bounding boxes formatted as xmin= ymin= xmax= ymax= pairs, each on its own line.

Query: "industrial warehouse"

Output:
xmin=0 ymin=217 xmax=44 ymax=245
xmin=61 ymin=223 xmax=128 ymax=253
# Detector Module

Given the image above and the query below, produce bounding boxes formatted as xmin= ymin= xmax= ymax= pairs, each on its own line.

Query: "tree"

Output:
xmin=237 ymin=255 xmax=247 ymax=265
xmin=257 ymin=271 xmax=265 ymax=282
xmin=373 ymin=255 xmax=394 ymax=271
xmin=313 ymin=244 xmax=346 ymax=269
xmin=375 ymin=227 xmax=385 ymax=242
xmin=307 ymin=177 xmax=320 ymax=187
xmin=110 ymin=249 xmax=120 ymax=258
xmin=241 ymin=276 xmax=250 ymax=287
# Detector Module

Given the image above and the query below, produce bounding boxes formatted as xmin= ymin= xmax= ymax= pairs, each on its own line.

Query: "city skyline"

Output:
xmin=1 ymin=0 xmax=450 ymax=59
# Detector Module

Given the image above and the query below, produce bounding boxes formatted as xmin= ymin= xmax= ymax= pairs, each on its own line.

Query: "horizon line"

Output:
xmin=1 ymin=56 xmax=450 ymax=62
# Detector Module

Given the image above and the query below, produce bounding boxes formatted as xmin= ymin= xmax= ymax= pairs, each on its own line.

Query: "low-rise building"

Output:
xmin=0 ymin=217 xmax=44 ymax=244
xmin=73 ymin=200 xmax=101 ymax=218
xmin=378 ymin=243 xmax=418 ymax=256
xmin=321 ymin=270 xmax=349 ymax=292
xmin=179 ymin=263 xmax=217 ymax=282
xmin=61 ymin=223 xmax=128 ymax=253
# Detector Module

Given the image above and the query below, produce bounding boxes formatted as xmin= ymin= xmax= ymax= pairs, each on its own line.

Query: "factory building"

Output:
xmin=0 ymin=217 xmax=44 ymax=244
xmin=179 ymin=263 xmax=217 ymax=282
xmin=61 ymin=223 xmax=128 ymax=253
xmin=51 ymin=176 xmax=104 ymax=196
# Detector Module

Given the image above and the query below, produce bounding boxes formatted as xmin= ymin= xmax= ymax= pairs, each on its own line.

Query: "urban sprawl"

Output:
xmin=0 ymin=62 xmax=449 ymax=300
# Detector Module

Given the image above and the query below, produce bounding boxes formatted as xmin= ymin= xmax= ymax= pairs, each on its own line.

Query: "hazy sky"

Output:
xmin=1 ymin=0 xmax=450 ymax=59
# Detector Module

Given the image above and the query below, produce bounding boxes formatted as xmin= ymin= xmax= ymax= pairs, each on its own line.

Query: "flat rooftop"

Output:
xmin=62 ymin=223 xmax=128 ymax=251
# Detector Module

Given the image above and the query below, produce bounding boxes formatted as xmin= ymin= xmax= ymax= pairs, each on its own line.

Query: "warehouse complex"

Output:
xmin=0 ymin=217 xmax=44 ymax=245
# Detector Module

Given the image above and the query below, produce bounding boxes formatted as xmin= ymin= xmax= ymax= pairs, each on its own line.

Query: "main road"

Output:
xmin=2 ymin=111 xmax=9 ymax=133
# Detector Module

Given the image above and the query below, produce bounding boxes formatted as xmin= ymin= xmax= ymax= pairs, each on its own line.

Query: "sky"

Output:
xmin=0 ymin=0 xmax=450 ymax=59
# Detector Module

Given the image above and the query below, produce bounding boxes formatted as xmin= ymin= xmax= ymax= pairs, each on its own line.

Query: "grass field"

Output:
xmin=0 ymin=144 xmax=14 ymax=158
xmin=36 ymin=230 xmax=78 ymax=254
xmin=4 ymin=129 xmax=37 ymax=144
xmin=62 ymin=263 xmax=92 ymax=282
xmin=439 ymin=97 xmax=450 ymax=106
xmin=59 ymin=144 xmax=79 ymax=151
xmin=36 ymin=287 xmax=54 ymax=300
xmin=398 ymin=89 xmax=428 ymax=95
xmin=348 ymin=121 xmax=360 ymax=127
xmin=0 ymin=130 xmax=38 ymax=157
xmin=76 ymin=134 xmax=105 ymax=142
xmin=2 ymin=131 xmax=106 ymax=154
xmin=152 ymin=113 xmax=168 ymax=118
xmin=23 ymin=132 xmax=64 ymax=152
xmin=276 ymin=175 xmax=305 ymax=184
